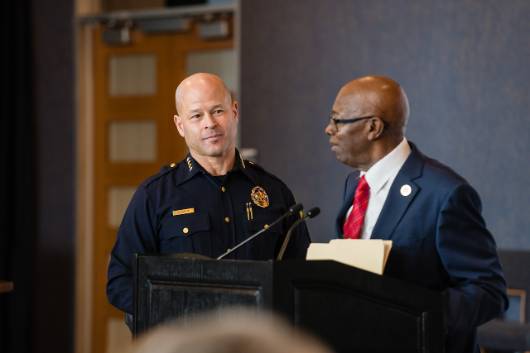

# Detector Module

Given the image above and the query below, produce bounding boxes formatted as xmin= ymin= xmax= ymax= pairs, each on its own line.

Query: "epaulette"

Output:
xmin=143 ymin=162 xmax=179 ymax=187
xmin=245 ymin=159 xmax=261 ymax=169
xmin=162 ymin=162 xmax=177 ymax=172
xmin=245 ymin=160 xmax=289 ymax=187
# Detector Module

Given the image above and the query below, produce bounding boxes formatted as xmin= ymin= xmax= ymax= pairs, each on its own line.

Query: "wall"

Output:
xmin=241 ymin=0 xmax=530 ymax=247
xmin=32 ymin=0 xmax=75 ymax=352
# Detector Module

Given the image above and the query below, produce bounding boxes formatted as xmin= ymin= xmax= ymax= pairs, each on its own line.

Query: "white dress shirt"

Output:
xmin=345 ymin=138 xmax=411 ymax=239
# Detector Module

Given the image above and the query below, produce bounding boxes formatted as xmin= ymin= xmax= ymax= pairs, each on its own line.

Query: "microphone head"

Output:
xmin=288 ymin=203 xmax=304 ymax=214
xmin=306 ymin=207 xmax=321 ymax=218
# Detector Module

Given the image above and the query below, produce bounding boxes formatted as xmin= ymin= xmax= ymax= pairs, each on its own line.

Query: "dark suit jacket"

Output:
xmin=336 ymin=143 xmax=508 ymax=353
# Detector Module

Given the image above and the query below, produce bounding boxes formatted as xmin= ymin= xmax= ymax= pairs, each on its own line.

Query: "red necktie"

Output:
xmin=343 ymin=176 xmax=370 ymax=239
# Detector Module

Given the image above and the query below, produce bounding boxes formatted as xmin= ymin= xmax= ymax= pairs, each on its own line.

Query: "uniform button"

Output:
xmin=224 ymin=217 xmax=230 ymax=223
xmin=264 ymin=224 xmax=269 ymax=229
xmin=182 ymin=227 xmax=189 ymax=235
xmin=221 ymin=186 xmax=226 ymax=192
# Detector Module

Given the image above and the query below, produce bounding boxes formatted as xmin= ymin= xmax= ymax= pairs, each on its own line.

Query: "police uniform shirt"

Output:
xmin=107 ymin=150 xmax=310 ymax=314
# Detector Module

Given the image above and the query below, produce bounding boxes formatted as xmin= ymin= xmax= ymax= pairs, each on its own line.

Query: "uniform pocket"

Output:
xmin=159 ymin=212 xmax=211 ymax=255
xmin=247 ymin=205 xmax=285 ymax=234
xmin=245 ymin=205 xmax=285 ymax=259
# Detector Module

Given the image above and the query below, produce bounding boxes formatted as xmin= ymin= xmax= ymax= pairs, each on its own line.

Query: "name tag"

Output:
xmin=172 ymin=208 xmax=195 ymax=216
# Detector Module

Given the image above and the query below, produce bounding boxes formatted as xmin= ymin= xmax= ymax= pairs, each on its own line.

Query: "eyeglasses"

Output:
xmin=328 ymin=115 xmax=374 ymax=129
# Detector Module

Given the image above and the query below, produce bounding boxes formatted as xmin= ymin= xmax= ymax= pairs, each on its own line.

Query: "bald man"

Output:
xmin=107 ymin=73 xmax=310 ymax=320
xmin=131 ymin=308 xmax=333 ymax=353
xmin=325 ymin=76 xmax=507 ymax=353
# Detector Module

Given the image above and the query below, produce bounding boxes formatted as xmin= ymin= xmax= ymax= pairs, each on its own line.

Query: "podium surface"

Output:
xmin=135 ymin=255 xmax=445 ymax=353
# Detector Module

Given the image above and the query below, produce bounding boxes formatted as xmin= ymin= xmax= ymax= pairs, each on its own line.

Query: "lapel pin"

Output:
xmin=400 ymin=184 xmax=412 ymax=197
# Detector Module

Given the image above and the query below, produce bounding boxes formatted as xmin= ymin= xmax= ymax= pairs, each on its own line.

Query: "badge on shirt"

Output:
xmin=251 ymin=186 xmax=269 ymax=208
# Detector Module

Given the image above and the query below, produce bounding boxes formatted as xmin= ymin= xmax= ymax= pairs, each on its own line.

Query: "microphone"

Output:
xmin=217 ymin=203 xmax=304 ymax=260
xmin=276 ymin=207 xmax=320 ymax=261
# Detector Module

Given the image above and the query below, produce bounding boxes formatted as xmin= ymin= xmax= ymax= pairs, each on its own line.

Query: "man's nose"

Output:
xmin=325 ymin=122 xmax=335 ymax=136
xmin=203 ymin=113 xmax=218 ymax=128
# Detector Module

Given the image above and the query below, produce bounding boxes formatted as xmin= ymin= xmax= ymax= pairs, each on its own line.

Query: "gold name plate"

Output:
xmin=172 ymin=208 xmax=195 ymax=216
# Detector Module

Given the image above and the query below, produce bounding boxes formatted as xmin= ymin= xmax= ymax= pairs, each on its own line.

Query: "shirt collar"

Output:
xmin=179 ymin=149 xmax=252 ymax=183
xmin=234 ymin=150 xmax=260 ymax=185
xmin=363 ymin=138 xmax=411 ymax=194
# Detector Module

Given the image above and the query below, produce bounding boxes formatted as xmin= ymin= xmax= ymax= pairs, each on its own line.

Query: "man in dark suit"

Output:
xmin=325 ymin=75 xmax=508 ymax=352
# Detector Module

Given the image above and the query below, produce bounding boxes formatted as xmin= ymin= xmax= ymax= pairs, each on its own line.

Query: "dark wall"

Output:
xmin=0 ymin=1 xmax=36 ymax=352
xmin=0 ymin=1 xmax=74 ymax=352
xmin=240 ymin=0 xmax=530 ymax=247
xmin=32 ymin=0 xmax=75 ymax=352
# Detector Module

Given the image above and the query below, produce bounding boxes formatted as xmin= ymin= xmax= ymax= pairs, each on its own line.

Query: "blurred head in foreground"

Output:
xmin=129 ymin=308 xmax=334 ymax=353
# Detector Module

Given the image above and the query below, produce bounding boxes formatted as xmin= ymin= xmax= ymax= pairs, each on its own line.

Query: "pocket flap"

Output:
xmin=160 ymin=211 xmax=210 ymax=239
xmin=248 ymin=205 xmax=285 ymax=234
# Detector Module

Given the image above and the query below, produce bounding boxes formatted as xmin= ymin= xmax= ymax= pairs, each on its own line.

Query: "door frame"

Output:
xmin=75 ymin=3 xmax=240 ymax=353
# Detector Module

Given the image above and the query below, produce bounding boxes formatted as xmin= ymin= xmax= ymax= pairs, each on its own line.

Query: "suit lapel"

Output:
xmin=371 ymin=144 xmax=424 ymax=240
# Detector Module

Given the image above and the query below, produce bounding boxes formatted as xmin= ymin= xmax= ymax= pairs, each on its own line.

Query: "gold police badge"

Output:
xmin=251 ymin=186 xmax=269 ymax=208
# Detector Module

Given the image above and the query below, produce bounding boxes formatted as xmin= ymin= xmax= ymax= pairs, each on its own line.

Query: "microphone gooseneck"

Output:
xmin=217 ymin=203 xmax=304 ymax=260
xmin=276 ymin=207 xmax=321 ymax=261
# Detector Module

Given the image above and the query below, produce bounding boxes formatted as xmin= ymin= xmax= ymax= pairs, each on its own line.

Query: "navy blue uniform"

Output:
xmin=107 ymin=151 xmax=310 ymax=314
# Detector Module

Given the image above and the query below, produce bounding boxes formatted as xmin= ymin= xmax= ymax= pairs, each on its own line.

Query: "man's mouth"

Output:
xmin=329 ymin=138 xmax=342 ymax=153
xmin=203 ymin=133 xmax=223 ymax=141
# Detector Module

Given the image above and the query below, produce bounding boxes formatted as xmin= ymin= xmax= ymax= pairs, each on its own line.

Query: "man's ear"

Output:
xmin=174 ymin=114 xmax=185 ymax=137
xmin=232 ymin=100 xmax=239 ymax=121
xmin=366 ymin=117 xmax=385 ymax=141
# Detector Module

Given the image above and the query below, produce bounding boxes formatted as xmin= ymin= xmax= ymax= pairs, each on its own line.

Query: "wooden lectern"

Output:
xmin=134 ymin=255 xmax=446 ymax=353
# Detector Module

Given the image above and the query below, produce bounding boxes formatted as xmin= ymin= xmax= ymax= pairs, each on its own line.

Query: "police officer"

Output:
xmin=107 ymin=73 xmax=310 ymax=315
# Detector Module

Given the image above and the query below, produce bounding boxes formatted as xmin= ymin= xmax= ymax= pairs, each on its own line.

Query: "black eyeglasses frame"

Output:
xmin=328 ymin=115 xmax=374 ymax=128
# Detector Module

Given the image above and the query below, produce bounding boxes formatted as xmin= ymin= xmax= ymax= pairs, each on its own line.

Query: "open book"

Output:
xmin=306 ymin=239 xmax=392 ymax=275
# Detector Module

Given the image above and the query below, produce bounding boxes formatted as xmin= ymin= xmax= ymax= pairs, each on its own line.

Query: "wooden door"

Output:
xmin=88 ymin=20 xmax=234 ymax=353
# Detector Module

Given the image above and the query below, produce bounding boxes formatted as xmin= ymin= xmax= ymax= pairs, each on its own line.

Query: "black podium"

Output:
xmin=134 ymin=255 xmax=446 ymax=353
